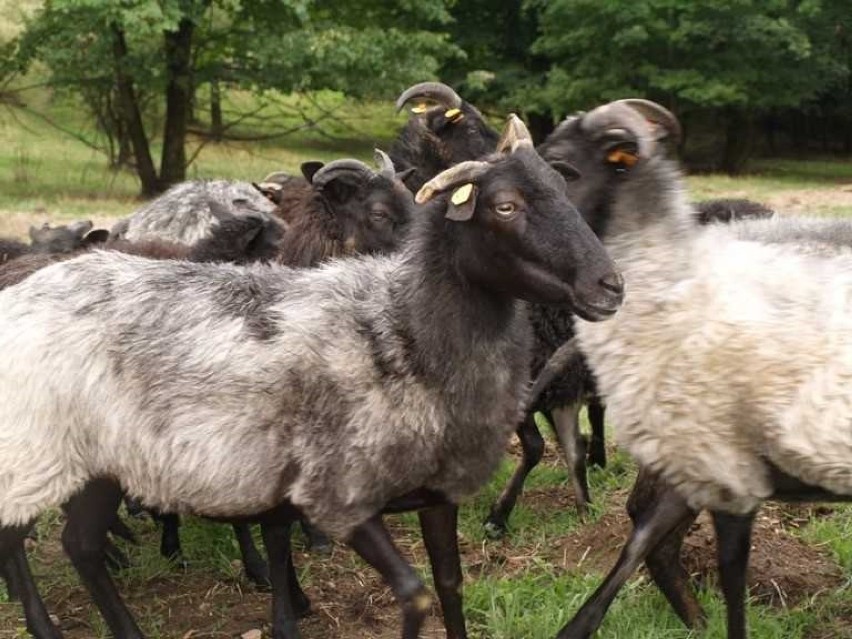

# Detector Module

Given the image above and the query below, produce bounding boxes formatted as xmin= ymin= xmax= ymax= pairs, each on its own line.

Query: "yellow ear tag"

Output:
xmin=607 ymin=150 xmax=639 ymax=167
xmin=451 ymin=183 xmax=474 ymax=205
xmin=411 ymin=104 xmax=428 ymax=114
xmin=444 ymin=108 xmax=464 ymax=122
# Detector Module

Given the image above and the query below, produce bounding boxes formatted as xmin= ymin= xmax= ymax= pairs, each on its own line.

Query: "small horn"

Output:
xmin=496 ymin=114 xmax=534 ymax=154
xmin=261 ymin=170 xmax=295 ymax=184
xmin=374 ymin=148 xmax=396 ymax=180
xmin=311 ymin=159 xmax=374 ymax=189
xmin=395 ymin=81 xmax=463 ymax=113
xmin=415 ymin=160 xmax=490 ymax=204
xmin=619 ymin=99 xmax=682 ymax=145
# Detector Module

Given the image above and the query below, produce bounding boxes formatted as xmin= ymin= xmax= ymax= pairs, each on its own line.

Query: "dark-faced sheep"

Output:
xmin=0 ymin=116 xmax=622 ymax=639
xmin=0 ymin=220 xmax=105 ymax=264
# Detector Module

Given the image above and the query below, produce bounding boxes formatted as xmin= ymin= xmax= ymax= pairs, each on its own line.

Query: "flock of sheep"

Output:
xmin=0 ymin=81 xmax=849 ymax=639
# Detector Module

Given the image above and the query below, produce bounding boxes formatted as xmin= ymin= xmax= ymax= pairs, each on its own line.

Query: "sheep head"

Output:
xmin=537 ymin=98 xmax=682 ymax=236
xmin=413 ymin=115 xmax=623 ymax=321
xmin=390 ymin=81 xmax=500 ymax=193
xmin=305 ymin=151 xmax=414 ymax=257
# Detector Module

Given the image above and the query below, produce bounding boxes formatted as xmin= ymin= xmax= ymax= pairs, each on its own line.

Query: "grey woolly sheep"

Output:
xmin=693 ymin=197 xmax=774 ymax=224
xmin=111 ymin=179 xmax=281 ymax=245
xmin=0 ymin=116 xmax=622 ymax=639
xmin=546 ymin=98 xmax=852 ymax=639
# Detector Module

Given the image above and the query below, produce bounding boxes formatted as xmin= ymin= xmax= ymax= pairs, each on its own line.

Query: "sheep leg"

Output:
xmin=260 ymin=519 xmax=302 ymax=639
xmin=2 ymin=556 xmax=19 ymax=600
xmin=712 ymin=510 xmax=756 ymax=639
xmin=348 ymin=515 xmax=431 ymax=639
xmin=152 ymin=511 xmax=184 ymax=564
xmin=483 ymin=412 xmax=545 ymax=538
xmin=419 ymin=503 xmax=466 ymax=639
xmin=586 ymin=395 xmax=607 ymax=469
xmin=556 ymin=483 xmax=693 ymax=639
xmin=630 ymin=469 xmax=704 ymax=629
xmin=232 ymin=523 xmax=271 ymax=588
xmin=61 ymin=479 xmax=145 ymax=639
xmin=550 ymin=404 xmax=591 ymax=515
xmin=0 ymin=525 xmax=62 ymax=639
xmin=300 ymin=520 xmax=332 ymax=555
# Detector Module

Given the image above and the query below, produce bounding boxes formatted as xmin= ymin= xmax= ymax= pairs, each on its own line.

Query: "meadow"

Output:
xmin=1 ymin=92 xmax=851 ymax=638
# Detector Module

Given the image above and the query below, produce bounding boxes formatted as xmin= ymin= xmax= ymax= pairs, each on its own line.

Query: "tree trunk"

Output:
xmin=111 ymin=23 xmax=159 ymax=197
xmin=210 ymin=78 xmax=224 ymax=141
xmin=159 ymin=16 xmax=194 ymax=190
xmin=720 ymin=108 xmax=754 ymax=175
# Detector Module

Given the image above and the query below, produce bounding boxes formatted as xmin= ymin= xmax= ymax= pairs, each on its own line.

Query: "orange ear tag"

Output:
xmin=607 ymin=150 xmax=639 ymax=167
xmin=444 ymin=108 xmax=464 ymax=122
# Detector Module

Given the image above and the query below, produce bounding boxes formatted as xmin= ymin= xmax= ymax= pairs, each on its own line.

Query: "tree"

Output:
xmin=532 ymin=0 xmax=847 ymax=172
xmin=11 ymin=0 xmax=457 ymax=195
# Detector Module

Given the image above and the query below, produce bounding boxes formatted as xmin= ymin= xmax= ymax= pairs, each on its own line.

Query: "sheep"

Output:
xmin=0 ymin=115 xmax=623 ymax=639
xmin=0 ymin=220 xmax=105 ymax=264
xmin=564 ymin=212 xmax=852 ymax=638
xmin=110 ymin=179 xmax=283 ymax=245
xmin=539 ymin=98 xmax=852 ymax=639
xmin=389 ymin=81 xmax=500 ymax=193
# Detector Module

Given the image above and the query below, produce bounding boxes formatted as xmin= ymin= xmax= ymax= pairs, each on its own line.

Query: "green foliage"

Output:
xmin=532 ymin=0 xmax=849 ymax=114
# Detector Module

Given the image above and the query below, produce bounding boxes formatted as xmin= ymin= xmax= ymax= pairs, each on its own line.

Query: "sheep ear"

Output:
xmin=395 ymin=167 xmax=416 ymax=184
xmin=28 ymin=226 xmax=39 ymax=241
xmin=550 ymin=161 xmax=582 ymax=182
xmin=301 ymin=161 xmax=324 ymax=183
xmin=445 ymin=183 xmax=477 ymax=221
xmin=253 ymin=181 xmax=284 ymax=204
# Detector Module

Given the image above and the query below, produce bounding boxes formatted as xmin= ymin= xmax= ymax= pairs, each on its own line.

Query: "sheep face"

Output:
xmin=28 ymin=220 xmax=96 ymax=253
xmin=319 ymin=174 xmax=414 ymax=257
xmin=538 ymin=100 xmax=682 ymax=239
xmin=417 ymin=118 xmax=623 ymax=322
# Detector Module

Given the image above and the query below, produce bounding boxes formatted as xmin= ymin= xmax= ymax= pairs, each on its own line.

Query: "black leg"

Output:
xmin=0 ymin=525 xmax=63 ymax=639
xmin=151 ymin=511 xmax=183 ymax=563
xmin=556 ymin=482 xmax=694 ymax=639
xmin=2 ymin=556 xmax=19 ymax=601
xmin=348 ymin=515 xmax=430 ymax=639
xmin=260 ymin=518 xmax=301 ymax=639
xmin=628 ymin=469 xmax=704 ymax=629
xmin=484 ymin=412 xmax=545 ymax=538
xmin=550 ymin=405 xmax=591 ymax=514
xmin=232 ymin=523 xmax=272 ymax=588
xmin=419 ymin=504 xmax=466 ymax=639
xmin=62 ymin=479 xmax=145 ymax=639
xmin=300 ymin=520 xmax=332 ymax=555
xmin=586 ymin=395 xmax=607 ymax=469
xmin=712 ymin=510 xmax=756 ymax=639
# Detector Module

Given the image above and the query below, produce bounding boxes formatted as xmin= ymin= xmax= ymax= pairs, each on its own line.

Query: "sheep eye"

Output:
xmin=494 ymin=202 xmax=517 ymax=218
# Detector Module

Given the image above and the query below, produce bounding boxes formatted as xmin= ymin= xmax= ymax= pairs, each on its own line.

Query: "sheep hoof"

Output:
xmin=482 ymin=519 xmax=508 ymax=540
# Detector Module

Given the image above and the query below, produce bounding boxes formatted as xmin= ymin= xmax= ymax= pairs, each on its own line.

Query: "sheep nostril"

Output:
xmin=599 ymin=272 xmax=625 ymax=296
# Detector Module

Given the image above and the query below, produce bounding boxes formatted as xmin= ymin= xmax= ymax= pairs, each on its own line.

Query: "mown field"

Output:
xmin=1 ymin=92 xmax=852 ymax=638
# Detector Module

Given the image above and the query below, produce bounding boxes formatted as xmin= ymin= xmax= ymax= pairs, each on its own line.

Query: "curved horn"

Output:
xmin=415 ymin=160 xmax=490 ymax=204
xmin=310 ymin=159 xmax=375 ymax=189
xmin=619 ymin=99 xmax=682 ymax=145
xmin=261 ymin=170 xmax=295 ymax=184
xmin=395 ymin=81 xmax=463 ymax=113
xmin=582 ymin=99 xmax=681 ymax=158
xmin=497 ymin=114 xmax=534 ymax=154
xmin=374 ymin=148 xmax=396 ymax=180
